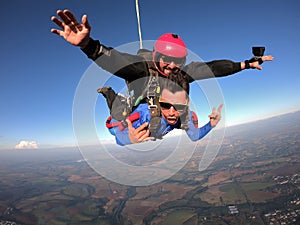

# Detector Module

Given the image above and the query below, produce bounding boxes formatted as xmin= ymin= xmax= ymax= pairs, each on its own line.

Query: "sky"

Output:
xmin=0 ymin=0 xmax=299 ymax=150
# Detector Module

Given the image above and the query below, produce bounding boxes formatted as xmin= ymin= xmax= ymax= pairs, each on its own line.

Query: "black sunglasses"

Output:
xmin=159 ymin=101 xmax=188 ymax=112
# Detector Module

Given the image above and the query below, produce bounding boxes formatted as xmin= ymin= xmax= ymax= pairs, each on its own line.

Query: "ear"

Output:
xmin=186 ymin=96 xmax=190 ymax=105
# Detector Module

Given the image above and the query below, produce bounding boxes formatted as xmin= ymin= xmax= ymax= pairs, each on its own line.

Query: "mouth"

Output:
xmin=164 ymin=67 xmax=179 ymax=75
xmin=166 ymin=117 xmax=177 ymax=124
xmin=164 ymin=69 xmax=173 ymax=75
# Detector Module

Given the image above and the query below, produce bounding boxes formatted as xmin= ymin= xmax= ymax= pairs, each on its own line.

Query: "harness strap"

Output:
xmin=146 ymin=75 xmax=160 ymax=99
xmin=106 ymin=115 xmax=120 ymax=129
xmin=148 ymin=116 xmax=162 ymax=139
xmin=148 ymin=97 xmax=162 ymax=139
xmin=146 ymin=70 xmax=162 ymax=139
xmin=135 ymin=50 xmax=163 ymax=139
xmin=180 ymin=113 xmax=190 ymax=130
xmin=106 ymin=112 xmax=140 ymax=131
xmin=191 ymin=111 xmax=198 ymax=128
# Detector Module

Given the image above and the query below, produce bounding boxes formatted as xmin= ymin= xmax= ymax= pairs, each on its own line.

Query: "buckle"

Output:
xmin=148 ymin=104 xmax=158 ymax=109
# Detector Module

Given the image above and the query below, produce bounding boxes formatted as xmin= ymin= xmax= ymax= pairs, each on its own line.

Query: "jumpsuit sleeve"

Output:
xmin=81 ymin=38 xmax=148 ymax=82
xmin=185 ymin=116 xmax=213 ymax=142
xmin=184 ymin=60 xmax=242 ymax=82
xmin=115 ymin=129 xmax=132 ymax=146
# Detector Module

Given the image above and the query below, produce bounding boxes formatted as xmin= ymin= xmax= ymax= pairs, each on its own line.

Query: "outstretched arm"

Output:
xmin=51 ymin=9 xmax=91 ymax=49
xmin=51 ymin=9 xmax=148 ymax=83
xmin=186 ymin=104 xmax=223 ymax=141
xmin=241 ymin=55 xmax=274 ymax=70
xmin=185 ymin=55 xmax=274 ymax=82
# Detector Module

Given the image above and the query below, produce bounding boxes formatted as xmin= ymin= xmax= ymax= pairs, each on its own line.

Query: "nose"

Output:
xmin=168 ymin=106 xmax=176 ymax=114
xmin=167 ymin=62 xmax=177 ymax=69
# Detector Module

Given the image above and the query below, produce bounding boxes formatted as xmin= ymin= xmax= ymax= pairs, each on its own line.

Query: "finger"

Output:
xmin=50 ymin=28 xmax=61 ymax=35
xmin=138 ymin=130 xmax=151 ymax=142
xmin=64 ymin=10 xmax=78 ymax=23
xmin=211 ymin=106 xmax=216 ymax=114
xmin=61 ymin=10 xmax=79 ymax=33
xmin=129 ymin=123 xmax=146 ymax=140
xmin=68 ymin=23 xmax=78 ymax=33
xmin=51 ymin=16 xmax=64 ymax=28
xmin=82 ymin=14 xmax=91 ymax=30
xmin=135 ymin=122 xmax=149 ymax=132
xmin=130 ymin=129 xmax=147 ymax=143
xmin=136 ymin=130 xmax=147 ymax=140
xmin=144 ymin=137 xmax=155 ymax=142
xmin=262 ymin=55 xmax=274 ymax=61
xmin=57 ymin=10 xmax=72 ymax=25
xmin=126 ymin=119 xmax=134 ymax=132
xmin=126 ymin=119 xmax=136 ymax=136
xmin=217 ymin=104 xmax=223 ymax=113
xmin=56 ymin=10 xmax=79 ymax=33
xmin=65 ymin=10 xmax=82 ymax=30
xmin=140 ymin=129 xmax=150 ymax=140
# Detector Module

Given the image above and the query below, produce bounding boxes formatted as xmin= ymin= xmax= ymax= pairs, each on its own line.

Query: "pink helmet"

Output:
xmin=153 ymin=33 xmax=187 ymax=77
xmin=154 ymin=33 xmax=187 ymax=58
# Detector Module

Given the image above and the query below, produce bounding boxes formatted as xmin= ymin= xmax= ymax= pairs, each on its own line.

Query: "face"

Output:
xmin=159 ymin=55 xmax=185 ymax=76
xmin=159 ymin=89 xmax=188 ymax=125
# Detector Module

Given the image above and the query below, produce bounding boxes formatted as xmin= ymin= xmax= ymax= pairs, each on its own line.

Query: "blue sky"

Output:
xmin=0 ymin=0 xmax=299 ymax=150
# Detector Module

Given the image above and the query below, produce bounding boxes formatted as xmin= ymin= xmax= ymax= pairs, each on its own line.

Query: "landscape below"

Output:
xmin=0 ymin=111 xmax=299 ymax=225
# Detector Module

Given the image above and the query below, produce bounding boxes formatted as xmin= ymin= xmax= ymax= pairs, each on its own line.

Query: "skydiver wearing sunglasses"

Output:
xmin=108 ymin=79 xmax=223 ymax=146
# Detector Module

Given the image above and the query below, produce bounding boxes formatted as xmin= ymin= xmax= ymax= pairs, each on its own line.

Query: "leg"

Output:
xmin=97 ymin=86 xmax=117 ymax=111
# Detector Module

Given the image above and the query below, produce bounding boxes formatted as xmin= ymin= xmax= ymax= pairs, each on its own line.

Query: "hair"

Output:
xmin=169 ymin=73 xmax=189 ymax=94
xmin=159 ymin=76 xmax=189 ymax=98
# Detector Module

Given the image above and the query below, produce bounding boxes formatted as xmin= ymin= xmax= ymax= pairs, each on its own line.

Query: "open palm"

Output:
xmin=51 ymin=10 xmax=91 ymax=48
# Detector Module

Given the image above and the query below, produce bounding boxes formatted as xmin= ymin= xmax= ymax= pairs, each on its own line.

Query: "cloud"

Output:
xmin=15 ymin=140 xmax=39 ymax=149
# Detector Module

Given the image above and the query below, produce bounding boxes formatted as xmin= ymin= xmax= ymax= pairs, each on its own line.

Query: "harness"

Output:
xmin=106 ymin=112 xmax=140 ymax=131
xmin=103 ymin=49 xmax=195 ymax=136
xmin=106 ymin=109 xmax=199 ymax=132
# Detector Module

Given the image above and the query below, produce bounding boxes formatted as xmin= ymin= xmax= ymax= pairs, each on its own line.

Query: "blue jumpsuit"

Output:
xmin=109 ymin=103 xmax=213 ymax=146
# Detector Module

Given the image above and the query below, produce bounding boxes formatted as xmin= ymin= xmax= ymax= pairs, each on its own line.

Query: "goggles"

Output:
xmin=159 ymin=99 xmax=188 ymax=113
xmin=160 ymin=55 xmax=185 ymax=67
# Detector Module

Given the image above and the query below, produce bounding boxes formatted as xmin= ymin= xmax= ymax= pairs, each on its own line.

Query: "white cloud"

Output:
xmin=15 ymin=140 xmax=39 ymax=149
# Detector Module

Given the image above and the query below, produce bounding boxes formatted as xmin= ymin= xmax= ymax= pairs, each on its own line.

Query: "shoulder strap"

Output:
xmin=191 ymin=111 xmax=198 ymax=128
xmin=146 ymin=73 xmax=163 ymax=139
xmin=179 ymin=111 xmax=190 ymax=131
xmin=137 ymin=49 xmax=163 ymax=139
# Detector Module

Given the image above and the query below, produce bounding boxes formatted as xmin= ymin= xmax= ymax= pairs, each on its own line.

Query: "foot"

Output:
xmin=97 ymin=86 xmax=112 ymax=93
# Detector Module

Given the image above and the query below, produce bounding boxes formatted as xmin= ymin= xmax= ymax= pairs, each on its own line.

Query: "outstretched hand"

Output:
xmin=209 ymin=104 xmax=223 ymax=127
xmin=126 ymin=119 xmax=154 ymax=144
xmin=51 ymin=10 xmax=91 ymax=49
xmin=249 ymin=55 xmax=274 ymax=70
